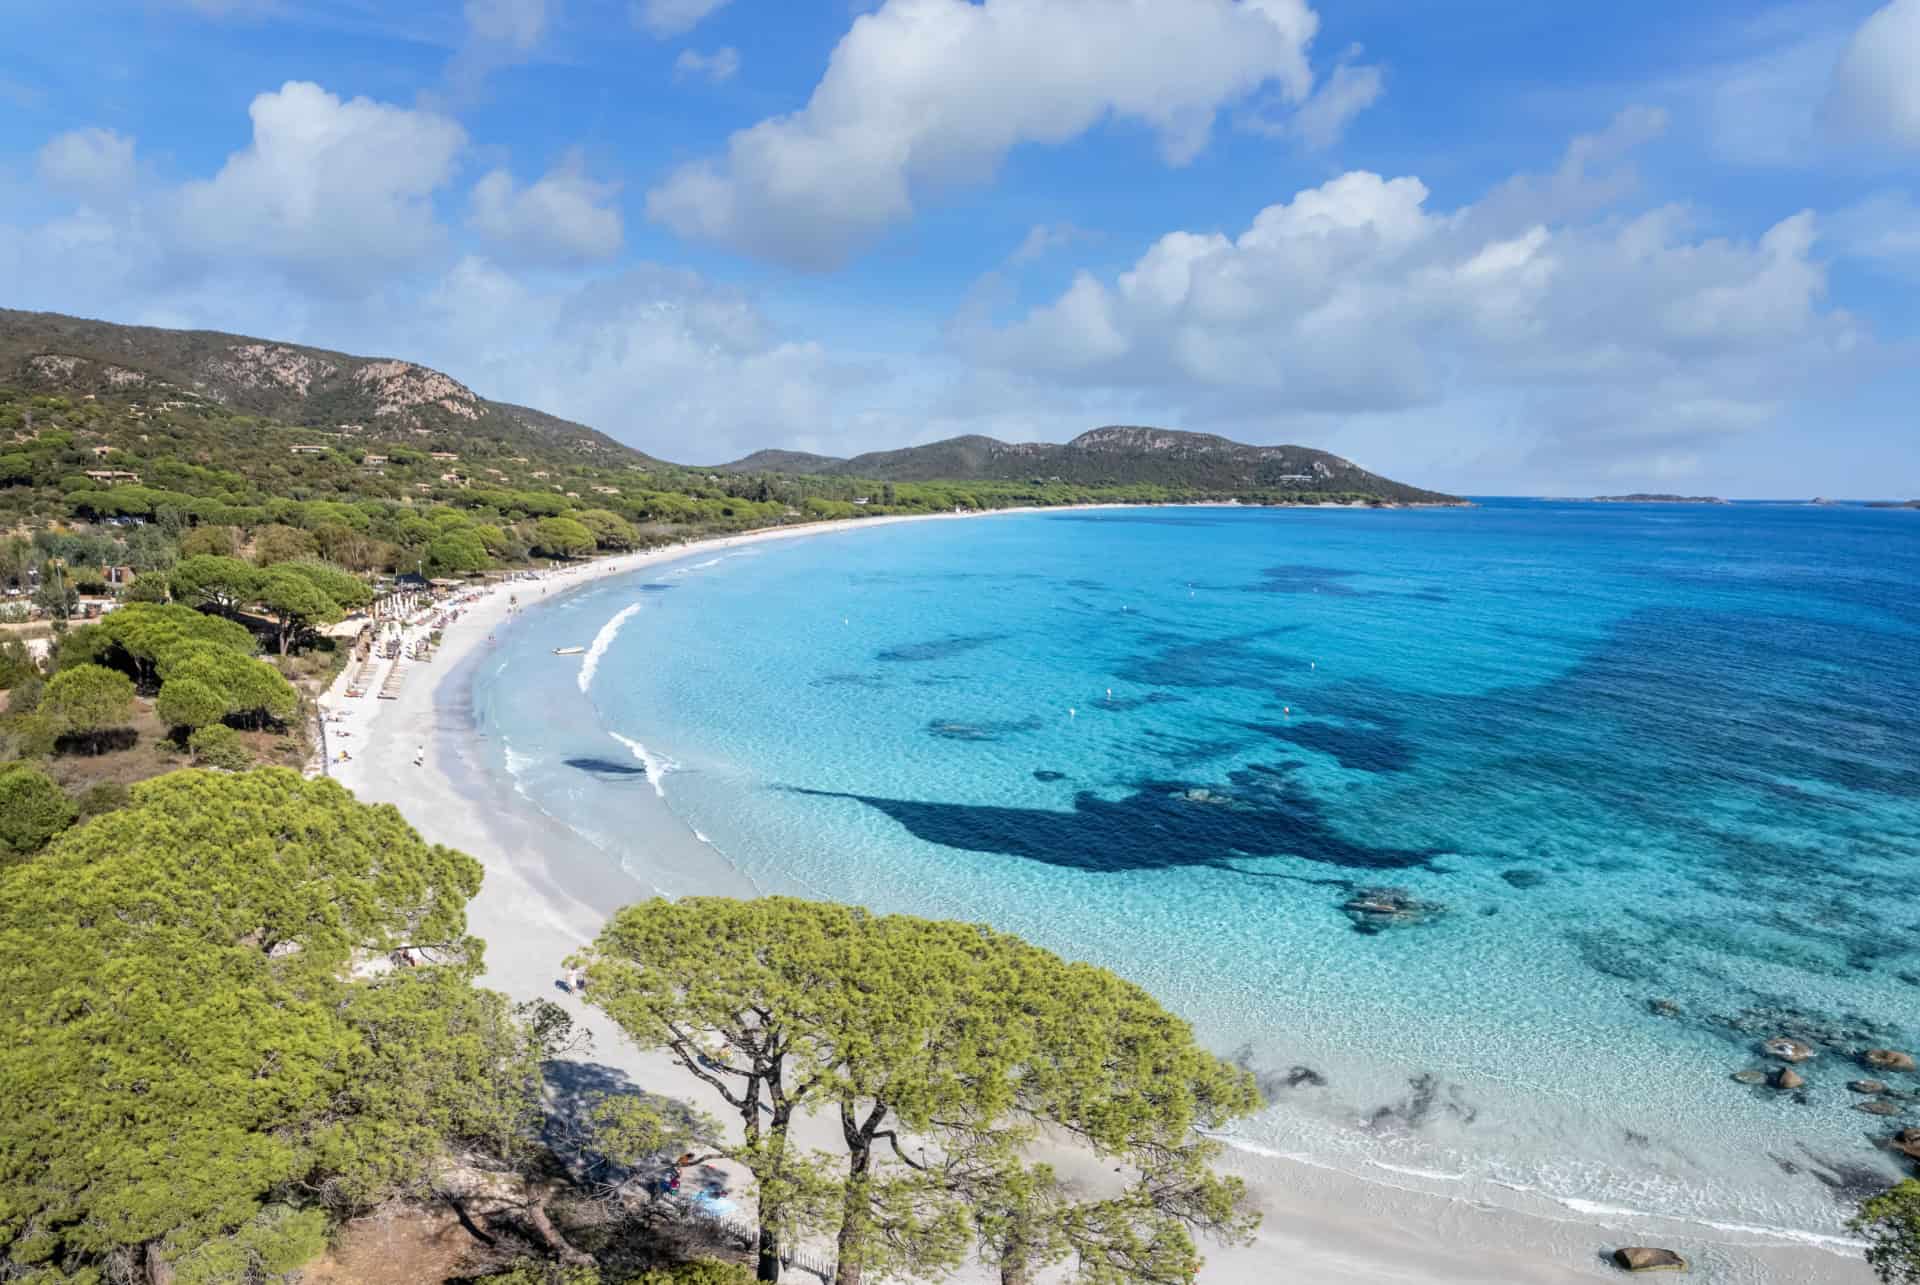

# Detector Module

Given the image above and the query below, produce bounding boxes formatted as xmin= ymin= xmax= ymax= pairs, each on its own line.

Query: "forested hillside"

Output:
xmin=716 ymin=425 xmax=1457 ymax=504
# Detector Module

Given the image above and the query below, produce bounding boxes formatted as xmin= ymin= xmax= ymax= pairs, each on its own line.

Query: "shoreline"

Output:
xmin=323 ymin=507 xmax=1871 ymax=1284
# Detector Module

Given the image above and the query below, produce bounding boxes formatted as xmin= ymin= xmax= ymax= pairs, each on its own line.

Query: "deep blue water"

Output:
xmin=472 ymin=501 xmax=1920 ymax=1244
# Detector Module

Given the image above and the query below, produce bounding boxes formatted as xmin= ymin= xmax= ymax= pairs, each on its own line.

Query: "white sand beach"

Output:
xmin=323 ymin=511 xmax=1872 ymax=1284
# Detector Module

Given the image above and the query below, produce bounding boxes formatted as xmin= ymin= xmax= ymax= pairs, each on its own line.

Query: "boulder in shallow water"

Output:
xmin=1857 ymin=1099 xmax=1904 ymax=1117
xmin=1864 ymin=1049 xmax=1917 ymax=1072
xmin=1890 ymin=1129 xmax=1920 ymax=1162
xmin=1648 ymin=998 xmax=1683 ymax=1019
xmin=1730 ymin=1070 xmax=1768 ymax=1085
xmin=1612 ymin=1246 xmax=1688 ymax=1272
xmin=1762 ymin=1037 xmax=1817 ymax=1063
xmin=1774 ymin=1068 xmax=1805 ymax=1091
xmin=1341 ymin=886 xmax=1445 ymax=933
xmin=1851 ymin=1079 xmax=1889 ymax=1095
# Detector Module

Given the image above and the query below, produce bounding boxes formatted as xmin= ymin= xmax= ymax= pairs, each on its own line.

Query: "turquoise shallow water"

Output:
xmin=471 ymin=501 xmax=1920 ymax=1246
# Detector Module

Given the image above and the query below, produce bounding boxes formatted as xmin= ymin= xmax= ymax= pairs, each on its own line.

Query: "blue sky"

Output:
xmin=2 ymin=0 xmax=1917 ymax=496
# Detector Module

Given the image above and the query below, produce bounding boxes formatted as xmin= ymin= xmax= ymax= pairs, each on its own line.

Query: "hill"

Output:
xmin=719 ymin=425 xmax=1456 ymax=504
xmin=1 ymin=310 xmax=1460 ymax=554
xmin=0 ymin=308 xmax=653 ymax=465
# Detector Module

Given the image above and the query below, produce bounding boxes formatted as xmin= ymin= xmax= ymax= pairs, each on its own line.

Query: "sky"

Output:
xmin=1 ymin=0 xmax=1917 ymax=497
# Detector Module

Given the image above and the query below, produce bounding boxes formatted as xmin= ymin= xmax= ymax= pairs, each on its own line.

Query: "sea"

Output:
xmin=468 ymin=500 xmax=1920 ymax=1251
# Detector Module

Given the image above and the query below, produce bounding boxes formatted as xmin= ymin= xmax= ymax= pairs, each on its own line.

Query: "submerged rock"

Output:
xmin=1851 ymin=1079 xmax=1889 ymax=1095
xmin=1032 ymin=770 xmax=1068 ymax=782
xmin=1342 ymin=887 xmax=1446 ymax=933
xmin=1775 ymin=1068 xmax=1805 ymax=1091
xmin=1612 ymin=1246 xmax=1688 ymax=1272
xmin=1864 ymin=1049 xmax=1918 ymax=1072
xmin=1857 ymin=1099 xmax=1905 ymax=1117
xmin=1762 ymin=1037 xmax=1817 ymax=1064
xmin=1500 ymin=868 xmax=1546 ymax=889
xmin=1648 ymin=998 xmax=1683 ymax=1019
xmin=1731 ymin=1070 xmax=1768 ymax=1086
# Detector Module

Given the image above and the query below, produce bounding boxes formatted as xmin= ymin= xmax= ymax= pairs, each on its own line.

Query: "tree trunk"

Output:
xmin=998 ymin=1213 xmax=1034 ymax=1285
xmin=144 ymin=1242 xmax=176 ymax=1285
xmin=523 ymin=1179 xmax=594 ymax=1267
xmin=833 ymin=1143 xmax=871 ymax=1285
xmin=757 ymin=1226 xmax=783 ymax=1283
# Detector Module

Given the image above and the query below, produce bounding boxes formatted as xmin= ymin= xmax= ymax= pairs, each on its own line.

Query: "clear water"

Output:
xmin=470 ymin=502 xmax=1920 ymax=1245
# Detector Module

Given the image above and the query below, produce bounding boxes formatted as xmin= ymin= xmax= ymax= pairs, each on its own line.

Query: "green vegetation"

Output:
xmin=476 ymin=1262 xmax=754 ymax=1285
xmin=0 ymin=764 xmax=75 ymax=860
xmin=0 ymin=309 xmax=1455 ymax=1284
xmin=580 ymin=897 xmax=1261 ymax=1285
xmin=42 ymin=662 xmax=135 ymax=753
xmin=0 ymin=770 xmax=552 ymax=1285
xmin=187 ymin=723 xmax=252 ymax=770
xmin=1855 ymin=1180 xmax=1920 ymax=1283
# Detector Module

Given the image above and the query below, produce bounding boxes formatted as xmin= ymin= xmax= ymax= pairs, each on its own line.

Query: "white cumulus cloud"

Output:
xmin=634 ymin=0 xmax=732 ymax=38
xmin=674 ymin=46 xmax=740 ymax=83
xmin=959 ymin=121 xmax=1865 ymax=480
xmin=37 ymin=128 xmax=137 ymax=202
xmin=1823 ymin=0 xmax=1920 ymax=149
xmin=647 ymin=0 xmax=1320 ymax=270
xmin=464 ymin=0 xmax=551 ymax=50
xmin=172 ymin=81 xmax=467 ymax=280
xmin=469 ymin=154 xmax=624 ymax=265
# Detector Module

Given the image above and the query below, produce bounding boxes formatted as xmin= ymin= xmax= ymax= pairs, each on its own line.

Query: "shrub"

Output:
xmin=43 ymin=663 xmax=136 ymax=754
xmin=75 ymin=780 xmax=131 ymax=819
xmin=0 ymin=637 xmax=36 ymax=689
xmin=629 ymin=1263 xmax=756 ymax=1285
xmin=125 ymin=576 xmax=170 ymax=603
xmin=188 ymin=724 xmax=252 ymax=771
xmin=0 ymin=766 xmax=77 ymax=859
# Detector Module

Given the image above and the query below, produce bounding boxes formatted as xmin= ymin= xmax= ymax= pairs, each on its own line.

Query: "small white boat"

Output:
xmin=553 ymin=646 xmax=587 ymax=655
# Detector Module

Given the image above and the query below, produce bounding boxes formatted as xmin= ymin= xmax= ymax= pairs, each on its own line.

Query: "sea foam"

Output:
xmin=609 ymin=731 xmax=675 ymax=798
xmin=578 ymin=602 xmax=641 ymax=694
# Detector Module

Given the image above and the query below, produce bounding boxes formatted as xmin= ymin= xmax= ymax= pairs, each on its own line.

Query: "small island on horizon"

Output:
xmin=1586 ymin=493 xmax=1730 ymax=504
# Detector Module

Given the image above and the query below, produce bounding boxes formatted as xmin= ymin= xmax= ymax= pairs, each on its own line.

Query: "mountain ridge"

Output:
xmin=0 ymin=308 xmax=651 ymax=465
xmin=714 ymin=424 xmax=1455 ymax=503
xmin=2 ymin=309 xmax=1457 ymax=503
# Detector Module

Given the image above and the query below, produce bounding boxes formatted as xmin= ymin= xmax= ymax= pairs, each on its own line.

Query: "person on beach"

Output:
xmin=412 ymin=744 xmax=425 ymax=766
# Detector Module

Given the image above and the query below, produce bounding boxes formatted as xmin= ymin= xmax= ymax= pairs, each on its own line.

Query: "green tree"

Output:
xmin=427 ymin=527 xmax=490 ymax=575
xmin=532 ymin=516 xmax=596 ymax=559
xmin=49 ymin=621 xmax=110 ymax=673
xmin=156 ymin=675 xmax=229 ymax=732
xmin=258 ymin=564 xmax=342 ymax=654
xmin=278 ymin=559 xmax=373 ymax=611
xmin=32 ymin=561 xmax=76 ymax=621
xmin=171 ymin=554 xmax=263 ymax=613
xmin=100 ymin=601 xmax=258 ymax=689
xmin=251 ymin=523 xmax=319 ymax=566
xmin=179 ymin=525 xmax=242 ymax=558
xmin=126 ymin=573 xmax=172 ymax=602
xmin=42 ymin=662 xmax=136 ymax=754
xmin=575 ymin=509 xmax=638 ymax=550
xmin=0 ymin=769 xmax=537 ymax=1284
xmin=0 ymin=765 xmax=76 ymax=860
xmin=1855 ymin=1180 xmax=1920 ymax=1284
xmin=579 ymin=898 xmax=1260 ymax=1285
xmin=187 ymin=722 xmax=252 ymax=770
xmin=167 ymin=646 xmax=299 ymax=728
xmin=0 ymin=636 xmax=36 ymax=689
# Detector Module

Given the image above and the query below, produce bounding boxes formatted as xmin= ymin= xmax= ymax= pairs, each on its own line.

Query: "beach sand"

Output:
xmin=324 ymin=511 xmax=1873 ymax=1284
